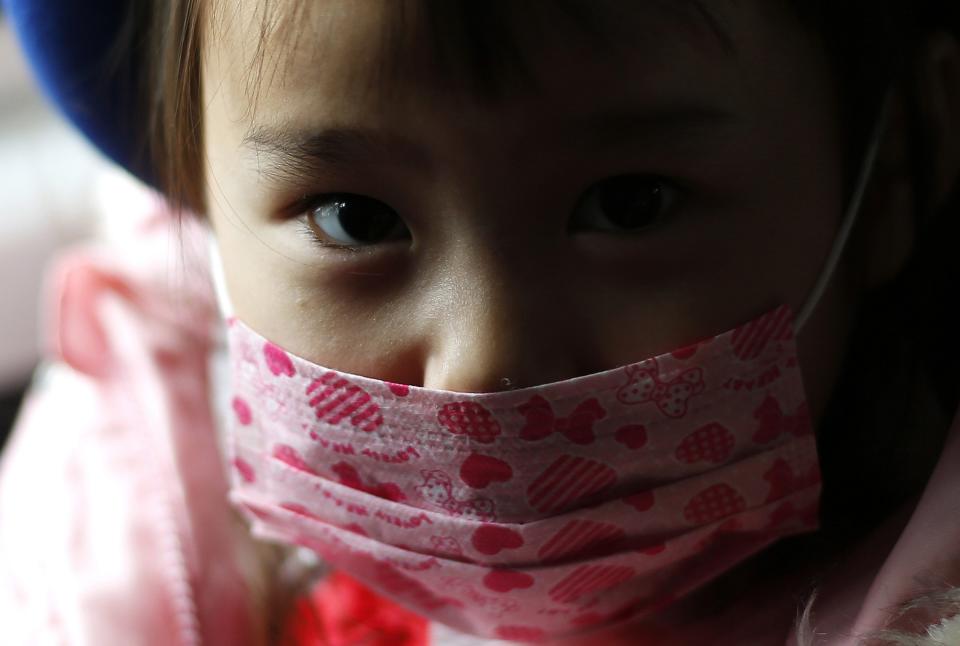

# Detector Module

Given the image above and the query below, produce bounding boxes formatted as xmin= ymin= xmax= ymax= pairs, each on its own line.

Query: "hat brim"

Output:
xmin=3 ymin=0 xmax=156 ymax=187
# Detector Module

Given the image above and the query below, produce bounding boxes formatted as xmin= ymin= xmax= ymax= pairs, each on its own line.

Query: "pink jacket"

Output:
xmin=0 ymin=194 xmax=257 ymax=646
xmin=1 ymin=187 xmax=958 ymax=645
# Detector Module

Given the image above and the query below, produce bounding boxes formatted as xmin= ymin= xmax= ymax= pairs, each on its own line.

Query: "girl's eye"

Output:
xmin=303 ymin=193 xmax=409 ymax=248
xmin=570 ymin=175 xmax=680 ymax=234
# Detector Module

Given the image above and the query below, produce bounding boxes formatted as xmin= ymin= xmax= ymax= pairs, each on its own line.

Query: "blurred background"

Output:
xmin=0 ymin=12 xmax=115 ymax=451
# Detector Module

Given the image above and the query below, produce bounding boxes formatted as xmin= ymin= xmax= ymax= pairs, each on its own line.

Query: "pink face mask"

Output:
xmin=222 ymin=95 xmax=890 ymax=642
xmin=226 ymin=305 xmax=819 ymax=642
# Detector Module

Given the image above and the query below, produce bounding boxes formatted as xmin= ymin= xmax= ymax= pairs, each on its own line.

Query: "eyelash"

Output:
xmin=290 ymin=174 xmax=686 ymax=253
xmin=296 ymin=218 xmax=362 ymax=253
xmin=291 ymin=195 xmax=368 ymax=253
xmin=294 ymin=192 xmax=413 ymax=253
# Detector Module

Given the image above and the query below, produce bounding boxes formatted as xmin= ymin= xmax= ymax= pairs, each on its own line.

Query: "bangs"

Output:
xmin=149 ymin=0 xmax=738 ymax=214
xmin=213 ymin=0 xmax=737 ymax=107
xmin=407 ymin=0 xmax=734 ymax=102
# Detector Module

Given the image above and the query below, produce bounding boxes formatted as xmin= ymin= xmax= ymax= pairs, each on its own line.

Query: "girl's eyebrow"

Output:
xmin=562 ymin=104 xmax=736 ymax=148
xmin=242 ymin=102 xmax=737 ymax=184
xmin=243 ymin=125 xmax=433 ymax=180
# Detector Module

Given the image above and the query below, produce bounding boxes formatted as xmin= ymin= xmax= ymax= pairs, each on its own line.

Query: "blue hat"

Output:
xmin=3 ymin=0 xmax=157 ymax=186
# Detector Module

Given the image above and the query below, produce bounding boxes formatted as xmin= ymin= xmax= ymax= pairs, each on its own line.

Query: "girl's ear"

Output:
xmin=918 ymin=31 xmax=960 ymax=213
xmin=854 ymin=32 xmax=960 ymax=292
xmin=853 ymin=87 xmax=916 ymax=292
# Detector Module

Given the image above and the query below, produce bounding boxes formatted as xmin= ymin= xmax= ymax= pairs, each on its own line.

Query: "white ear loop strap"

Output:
xmin=795 ymin=89 xmax=896 ymax=332
xmin=209 ymin=234 xmax=235 ymax=318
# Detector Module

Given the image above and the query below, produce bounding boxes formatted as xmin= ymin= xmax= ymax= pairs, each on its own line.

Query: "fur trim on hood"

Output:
xmin=796 ymin=585 xmax=960 ymax=645
xmin=791 ymin=391 xmax=960 ymax=646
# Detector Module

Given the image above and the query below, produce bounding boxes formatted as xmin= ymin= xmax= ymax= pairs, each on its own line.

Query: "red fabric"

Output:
xmin=282 ymin=571 xmax=430 ymax=646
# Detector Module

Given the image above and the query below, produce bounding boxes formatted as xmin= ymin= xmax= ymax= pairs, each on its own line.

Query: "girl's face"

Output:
xmin=203 ymin=1 xmax=887 ymax=426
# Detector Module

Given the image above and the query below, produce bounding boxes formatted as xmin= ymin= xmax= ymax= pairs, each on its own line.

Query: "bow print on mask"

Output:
xmin=616 ymin=359 xmax=706 ymax=418
xmin=517 ymin=395 xmax=607 ymax=444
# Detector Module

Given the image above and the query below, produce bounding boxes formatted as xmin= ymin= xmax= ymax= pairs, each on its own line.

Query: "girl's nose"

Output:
xmin=418 ymin=254 xmax=582 ymax=394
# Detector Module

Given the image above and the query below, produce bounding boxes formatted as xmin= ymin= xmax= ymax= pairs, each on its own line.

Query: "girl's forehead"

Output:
xmin=203 ymin=1 xmax=823 ymax=156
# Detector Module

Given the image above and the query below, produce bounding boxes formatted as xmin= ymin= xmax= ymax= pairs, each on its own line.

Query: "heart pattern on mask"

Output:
xmin=675 ymin=423 xmax=735 ymax=464
xmin=683 ymin=483 xmax=747 ymax=524
xmin=752 ymin=395 xmax=811 ymax=444
xmin=730 ymin=305 xmax=793 ymax=360
xmin=538 ymin=520 xmax=626 ymax=561
xmin=273 ymin=444 xmax=318 ymax=475
xmin=527 ymin=455 xmax=618 ymax=514
xmin=232 ymin=396 xmax=253 ymax=425
xmin=232 ymin=457 xmax=256 ymax=483
xmin=459 ymin=452 xmax=514 ymax=489
xmin=306 ymin=373 xmax=383 ymax=433
xmin=438 ymin=401 xmax=502 ymax=443
xmin=263 ymin=342 xmax=296 ymax=377
xmin=623 ymin=491 xmax=655 ymax=513
xmin=548 ymin=564 xmax=635 ymax=604
xmin=484 ymin=569 xmax=535 ymax=593
xmin=615 ymin=424 xmax=648 ymax=450
xmin=227 ymin=304 xmax=821 ymax=642
xmin=763 ymin=457 xmax=821 ymax=504
xmin=387 ymin=382 xmax=410 ymax=397
xmin=472 ymin=525 xmax=525 ymax=555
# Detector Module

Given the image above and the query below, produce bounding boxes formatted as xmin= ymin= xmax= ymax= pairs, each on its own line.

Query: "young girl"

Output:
xmin=1 ymin=1 xmax=959 ymax=644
